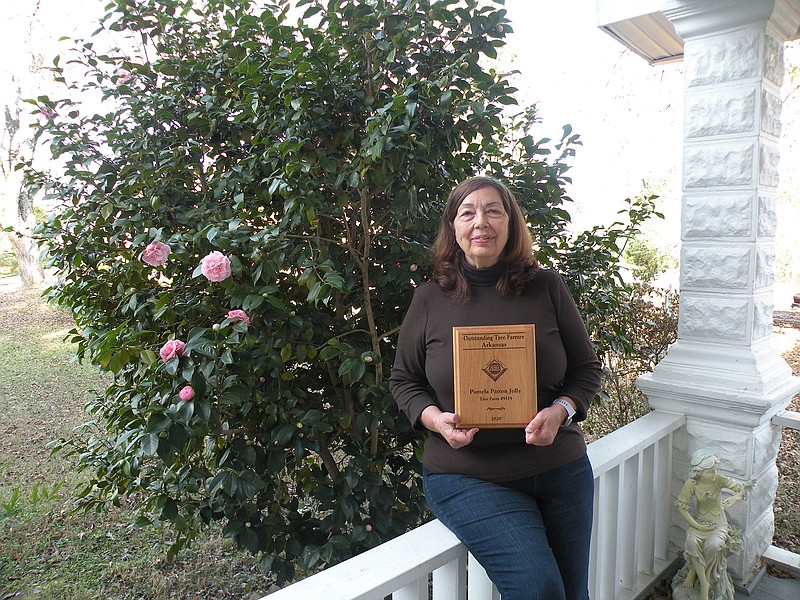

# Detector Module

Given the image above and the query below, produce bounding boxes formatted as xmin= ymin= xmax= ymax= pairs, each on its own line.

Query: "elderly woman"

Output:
xmin=390 ymin=176 xmax=602 ymax=600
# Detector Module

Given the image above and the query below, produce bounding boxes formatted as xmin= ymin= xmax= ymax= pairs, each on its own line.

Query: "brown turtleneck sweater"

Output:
xmin=389 ymin=264 xmax=602 ymax=482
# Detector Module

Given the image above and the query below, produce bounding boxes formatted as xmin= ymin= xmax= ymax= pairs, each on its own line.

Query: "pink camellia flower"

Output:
xmin=409 ymin=264 xmax=418 ymax=272
xmin=200 ymin=251 xmax=232 ymax=282
xmin=179 ymin=385 xmax=195 ymax=401
xmin=117 ymin=70 xmax=134 ymax=85
xmin=227 ymin=309 xmax=250 ymax=326
xmin=159 ymin=339 xmax=186 ymax=363
xmin=142 ymin=241 xmax=171 ymax=267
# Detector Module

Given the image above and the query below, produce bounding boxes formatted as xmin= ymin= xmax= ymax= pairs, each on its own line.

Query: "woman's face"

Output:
xmin=697 ymin=464 xmax=718 ymax=483
xmin=453 ymin=186 xmax=510 ymax=269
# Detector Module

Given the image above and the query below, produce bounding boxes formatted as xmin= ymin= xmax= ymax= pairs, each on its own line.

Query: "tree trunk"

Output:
xmin=6 ymin=228 xmax=44 ymax=286
xmin=1 ymin=1 xmax=45 ymax=288
xmin=2 ymin=176 xmax=44 ymax=287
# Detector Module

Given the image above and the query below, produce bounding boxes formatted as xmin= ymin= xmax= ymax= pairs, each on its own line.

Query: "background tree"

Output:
xmin=624 ymin=233 xmax=678 ymax=284
xmin=1 ymin=2 xmax=46 ymax=286
xmin=777 ymin=40 xmax=800 ymax=287
xmin=29 ymin=0 xmax=657 ymax=583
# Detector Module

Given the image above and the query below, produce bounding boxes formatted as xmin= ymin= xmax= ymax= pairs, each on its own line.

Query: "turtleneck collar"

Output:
xmin=463 ymin=260 xmax=505 ymax=287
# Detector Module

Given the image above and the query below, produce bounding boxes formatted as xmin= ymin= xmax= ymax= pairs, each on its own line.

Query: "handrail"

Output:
xmin=264 ymin=410 xmax=686 ymax=600
xmin=263 ymin=519 xmax=467 ymax=600
xmin=773 ymin=408 xmax=800 ymax=431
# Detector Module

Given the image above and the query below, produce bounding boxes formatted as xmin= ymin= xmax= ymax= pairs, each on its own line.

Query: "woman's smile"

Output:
xmin=472 ymin=235 xmax=495 ymax=245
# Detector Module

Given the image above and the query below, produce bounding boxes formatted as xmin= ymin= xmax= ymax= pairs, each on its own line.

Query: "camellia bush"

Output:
xmin=28 ymin=0 xmax=658 ymax=583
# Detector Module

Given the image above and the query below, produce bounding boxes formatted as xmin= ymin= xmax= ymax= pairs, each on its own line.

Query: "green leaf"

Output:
xmin=107 ymin=349 xmax=131 ymax=373
xmin=240 ymin=445 xmax=257 ymax=467
xmin=338 ymin=357 xmax=366 ymax=382
xmin=141 ymin=433 xmax=159 ymax=456
xmin=132 ymin=516 xmax=152 ymax=529
xmin=319 ymin=345 xmax=340 ymax=361
xmin=220 ymin=348 xmax=234 ymax=364
xmin=185 ymin=334 xmax=216 ymax=358
xmin=139 ymin=349 xmax=158 ymax=366
xmin=145 ymin=413 xmax=171 ymax=434
xmin=206 ymin=472 xmax=231 ymax=497
xmin=219 ymin=384 xmax=250 ymax=407
xmin=243 ymin=294 xmax=265 ymax=311
xmin=240 ymin=528 xmax=260 ymax=553
xmin=195 ymin=398 xmax=212 ymax=422
xmin=176 ymin=400 xmax=194 ymax=424
xmin=160 ymin=497 xmax=178 ymax=521
xmin=271 ymin=423 xmax=296 ymax=446
xmin=280 ymin=344 xmax=292 ymax=362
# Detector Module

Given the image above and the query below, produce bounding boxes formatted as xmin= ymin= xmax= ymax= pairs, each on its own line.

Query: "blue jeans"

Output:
xmin=423 ymin=454 xmax=594 ymax=600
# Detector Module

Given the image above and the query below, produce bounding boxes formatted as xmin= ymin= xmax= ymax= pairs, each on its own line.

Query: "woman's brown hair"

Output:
xmin=432 ymin=176 xmax=538 ymax=301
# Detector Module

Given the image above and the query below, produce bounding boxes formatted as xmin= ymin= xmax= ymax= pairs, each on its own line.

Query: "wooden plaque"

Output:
xmin=452 ymin=324 xmax=536 ymax=428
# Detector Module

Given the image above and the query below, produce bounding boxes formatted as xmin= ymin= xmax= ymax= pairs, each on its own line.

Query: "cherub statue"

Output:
xmin=671 ymin=449 xmax=755 ymax=600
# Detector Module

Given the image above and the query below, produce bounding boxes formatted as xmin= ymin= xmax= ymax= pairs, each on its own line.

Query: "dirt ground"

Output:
xmin=772 ymin=311 xmax=800 ymax=555
xmin=0 ymin=278 xmax=72 ymax=329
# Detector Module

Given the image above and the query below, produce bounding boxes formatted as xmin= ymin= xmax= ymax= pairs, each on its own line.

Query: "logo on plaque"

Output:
xmin=482 ymin=358 xmax=508 ymax=382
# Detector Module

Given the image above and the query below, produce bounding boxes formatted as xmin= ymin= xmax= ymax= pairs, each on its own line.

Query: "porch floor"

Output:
xmin=735 ymin=571 xmax=800 ymax=600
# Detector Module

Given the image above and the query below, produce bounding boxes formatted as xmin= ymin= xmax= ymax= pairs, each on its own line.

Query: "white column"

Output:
xmin=637 ymin=0 xmax=800 ymax=586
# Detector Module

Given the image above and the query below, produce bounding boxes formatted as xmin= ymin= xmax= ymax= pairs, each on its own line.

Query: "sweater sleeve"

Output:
xmin=550 ymin=273 xmax=602 ymax=422
xmin=389 ymin=287 xmax=437 ymax=430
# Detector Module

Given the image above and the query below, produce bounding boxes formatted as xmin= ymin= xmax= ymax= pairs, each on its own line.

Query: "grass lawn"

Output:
xmin=0 ymin=251 xmax=17 ymax=279
xmin=0 ymin=281 xmax=271 ymax=599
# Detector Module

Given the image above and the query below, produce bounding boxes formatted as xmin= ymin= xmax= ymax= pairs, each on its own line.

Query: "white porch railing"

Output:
xmin=588 ymin=410 xmax=684 ymax=599
xmin=265 ymin=410 xmax=686 ymax=600
xmin=766 ymin=409 xmax=800 ymax=577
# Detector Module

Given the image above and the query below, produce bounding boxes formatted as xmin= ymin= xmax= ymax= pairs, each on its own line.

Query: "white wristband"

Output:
xmin=552 ymin=398 xmax=575 ymax=427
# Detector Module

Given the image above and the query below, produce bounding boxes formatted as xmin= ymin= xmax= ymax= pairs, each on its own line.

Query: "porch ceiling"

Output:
xmin=596 ymin=0 xmax=683 ymax=64
xmin=597 ymin=0 xmax=800 ymax=65
xmin=598 ymin=11 xmax=683 ymax=65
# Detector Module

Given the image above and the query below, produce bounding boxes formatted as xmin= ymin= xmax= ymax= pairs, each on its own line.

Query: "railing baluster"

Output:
xmin=638 ymin=444 xmax=656 ymax=576
xmin=598 ymin=466 xmax=620 ymax=600
xmin=588 ymin=476 xmax=600 ymax=595
xmin=432 ymin=555 xmax=467 ymax=600
xmin=654 ymin=432 xmax=673 ymax=561
xmin=619 ymin=453 xmax=640 ymax=589
xmin=467 ymin=553 xmax=498 ymax=599
xmin=393 ymin=577 xmax=427 ymax=600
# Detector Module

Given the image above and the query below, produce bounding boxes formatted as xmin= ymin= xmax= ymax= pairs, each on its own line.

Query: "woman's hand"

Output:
xmin=722 ymin=492 xmax=744 ymax=509
xmin=524 ymin=406 xmax=565 ymax=446
xmin=679 ymin=508 xmax=715 ymax=533
xmin=690 ymin=520 xmax=716 ymax=533
xmin=420 ymin=405 xmax=479 ymax=449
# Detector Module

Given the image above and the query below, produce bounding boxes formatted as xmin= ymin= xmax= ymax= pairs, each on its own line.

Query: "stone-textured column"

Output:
xmin=637 ymin=0 xmax=800 ymax=587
